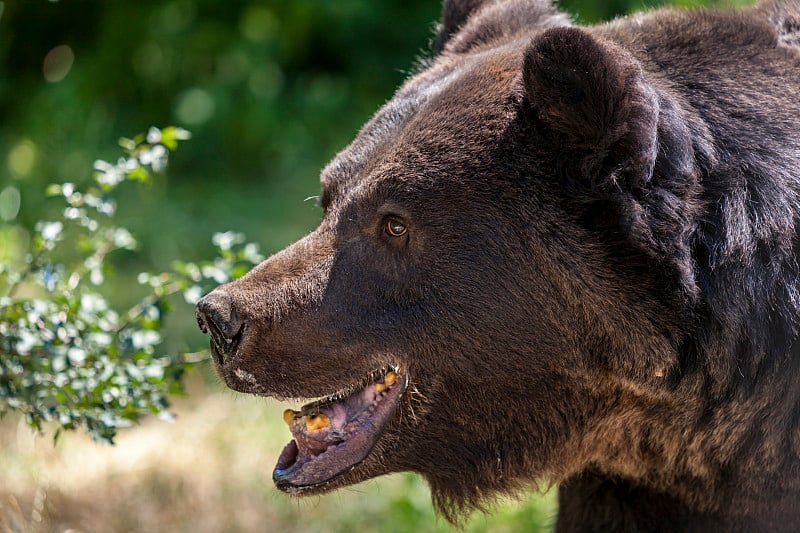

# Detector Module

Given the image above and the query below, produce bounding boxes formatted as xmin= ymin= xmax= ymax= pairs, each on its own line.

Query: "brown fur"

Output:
xmin=197 ymin=1 xmax=800 ymax=530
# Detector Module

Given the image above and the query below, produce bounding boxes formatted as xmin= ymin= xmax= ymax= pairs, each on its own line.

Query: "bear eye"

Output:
xmin=384 ymin=218 xmax=407 ymax=238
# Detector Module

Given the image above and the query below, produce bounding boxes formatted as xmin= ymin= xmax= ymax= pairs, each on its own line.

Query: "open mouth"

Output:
xmin=273 ymin=365 xmax=408 ymax=490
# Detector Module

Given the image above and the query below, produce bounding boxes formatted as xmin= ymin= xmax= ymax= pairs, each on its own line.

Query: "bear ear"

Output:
xmin=434 ymin=0 xmax=494 ymax=53
xmin=523 ymin=27 xmax=659 ymax=192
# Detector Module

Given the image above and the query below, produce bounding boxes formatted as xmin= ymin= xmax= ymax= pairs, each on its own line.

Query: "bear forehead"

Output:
xmin=320 ymin=44 xmax=524 ymax=204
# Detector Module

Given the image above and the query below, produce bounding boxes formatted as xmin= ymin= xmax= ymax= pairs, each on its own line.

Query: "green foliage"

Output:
xmin=0 ymin=127 xmax=263 ymax=444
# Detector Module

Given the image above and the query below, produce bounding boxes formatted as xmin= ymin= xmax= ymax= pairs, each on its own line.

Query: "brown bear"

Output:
xmin=195 ymin=0 xmax=800 ymax=530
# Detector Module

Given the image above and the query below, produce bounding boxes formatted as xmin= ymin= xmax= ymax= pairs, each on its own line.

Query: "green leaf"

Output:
xmin=127 ymin=166 xmax=150 ymax=184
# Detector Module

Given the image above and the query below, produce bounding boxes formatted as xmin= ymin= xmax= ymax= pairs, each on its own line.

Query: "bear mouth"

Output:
xmin=273 ymin=365 xmax=408 ymax=491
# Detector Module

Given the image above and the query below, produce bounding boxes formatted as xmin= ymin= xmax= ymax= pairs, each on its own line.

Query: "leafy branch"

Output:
xmin=0 ymin=127 xmax=263 ymax=444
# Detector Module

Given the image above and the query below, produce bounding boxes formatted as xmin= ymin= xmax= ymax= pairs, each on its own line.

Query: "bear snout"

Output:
xmin=195 ymin=290 xmax=244 ymax=366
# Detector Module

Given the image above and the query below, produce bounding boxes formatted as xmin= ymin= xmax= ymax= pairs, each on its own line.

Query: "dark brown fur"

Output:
xmin=197 ymin=1 xmax=800 ymax=530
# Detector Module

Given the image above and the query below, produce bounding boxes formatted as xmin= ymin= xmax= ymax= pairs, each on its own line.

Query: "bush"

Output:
xmin=0 ymin=128 xmax=261 ymax=444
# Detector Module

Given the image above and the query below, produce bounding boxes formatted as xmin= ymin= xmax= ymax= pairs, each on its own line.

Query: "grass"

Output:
xmin=0 ymin=372 xmax=557 ymax=533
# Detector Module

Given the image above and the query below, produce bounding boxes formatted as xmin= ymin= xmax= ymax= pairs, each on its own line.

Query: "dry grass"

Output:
xmin=0 ymin=374 xmax=556 ymax=533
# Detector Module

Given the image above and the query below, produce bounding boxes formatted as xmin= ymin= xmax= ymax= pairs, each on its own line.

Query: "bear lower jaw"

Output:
xmin=273 ymin=366 xmax=407 ymax=490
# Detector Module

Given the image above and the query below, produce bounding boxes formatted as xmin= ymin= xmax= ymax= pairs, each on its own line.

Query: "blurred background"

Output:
xmin=0 ymin=0 xmax=752 ymax=531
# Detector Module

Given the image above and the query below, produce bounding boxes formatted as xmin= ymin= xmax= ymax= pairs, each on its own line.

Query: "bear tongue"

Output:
xmin=283 ymin=380 xmax=388 ymax=458
xmin=283 ymin=406 xmax=344 ymax=456
xmin=273 ymin=371 xmax=405 ymax=488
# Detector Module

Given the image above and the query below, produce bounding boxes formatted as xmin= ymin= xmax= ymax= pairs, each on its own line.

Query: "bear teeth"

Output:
xmin=299 ymin=365 xmax=401 ymax=411
xmin=283 ymin=365 xmax=402 ymax=440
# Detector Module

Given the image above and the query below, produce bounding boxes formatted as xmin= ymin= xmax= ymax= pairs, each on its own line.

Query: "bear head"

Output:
xmin=196 ymin=0 xmax=710 ymax=520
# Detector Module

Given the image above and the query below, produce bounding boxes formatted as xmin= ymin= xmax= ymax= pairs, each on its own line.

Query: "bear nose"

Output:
xmin=195 ymin=290 xmax=244 ymax=366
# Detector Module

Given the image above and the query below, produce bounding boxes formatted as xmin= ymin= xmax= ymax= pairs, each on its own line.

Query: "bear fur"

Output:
xmin=196 ymin=1 xmax=800 ymax=530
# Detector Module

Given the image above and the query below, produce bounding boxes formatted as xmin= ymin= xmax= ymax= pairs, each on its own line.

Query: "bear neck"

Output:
xmin=564 ymin=83 xmax=800 ymax=521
